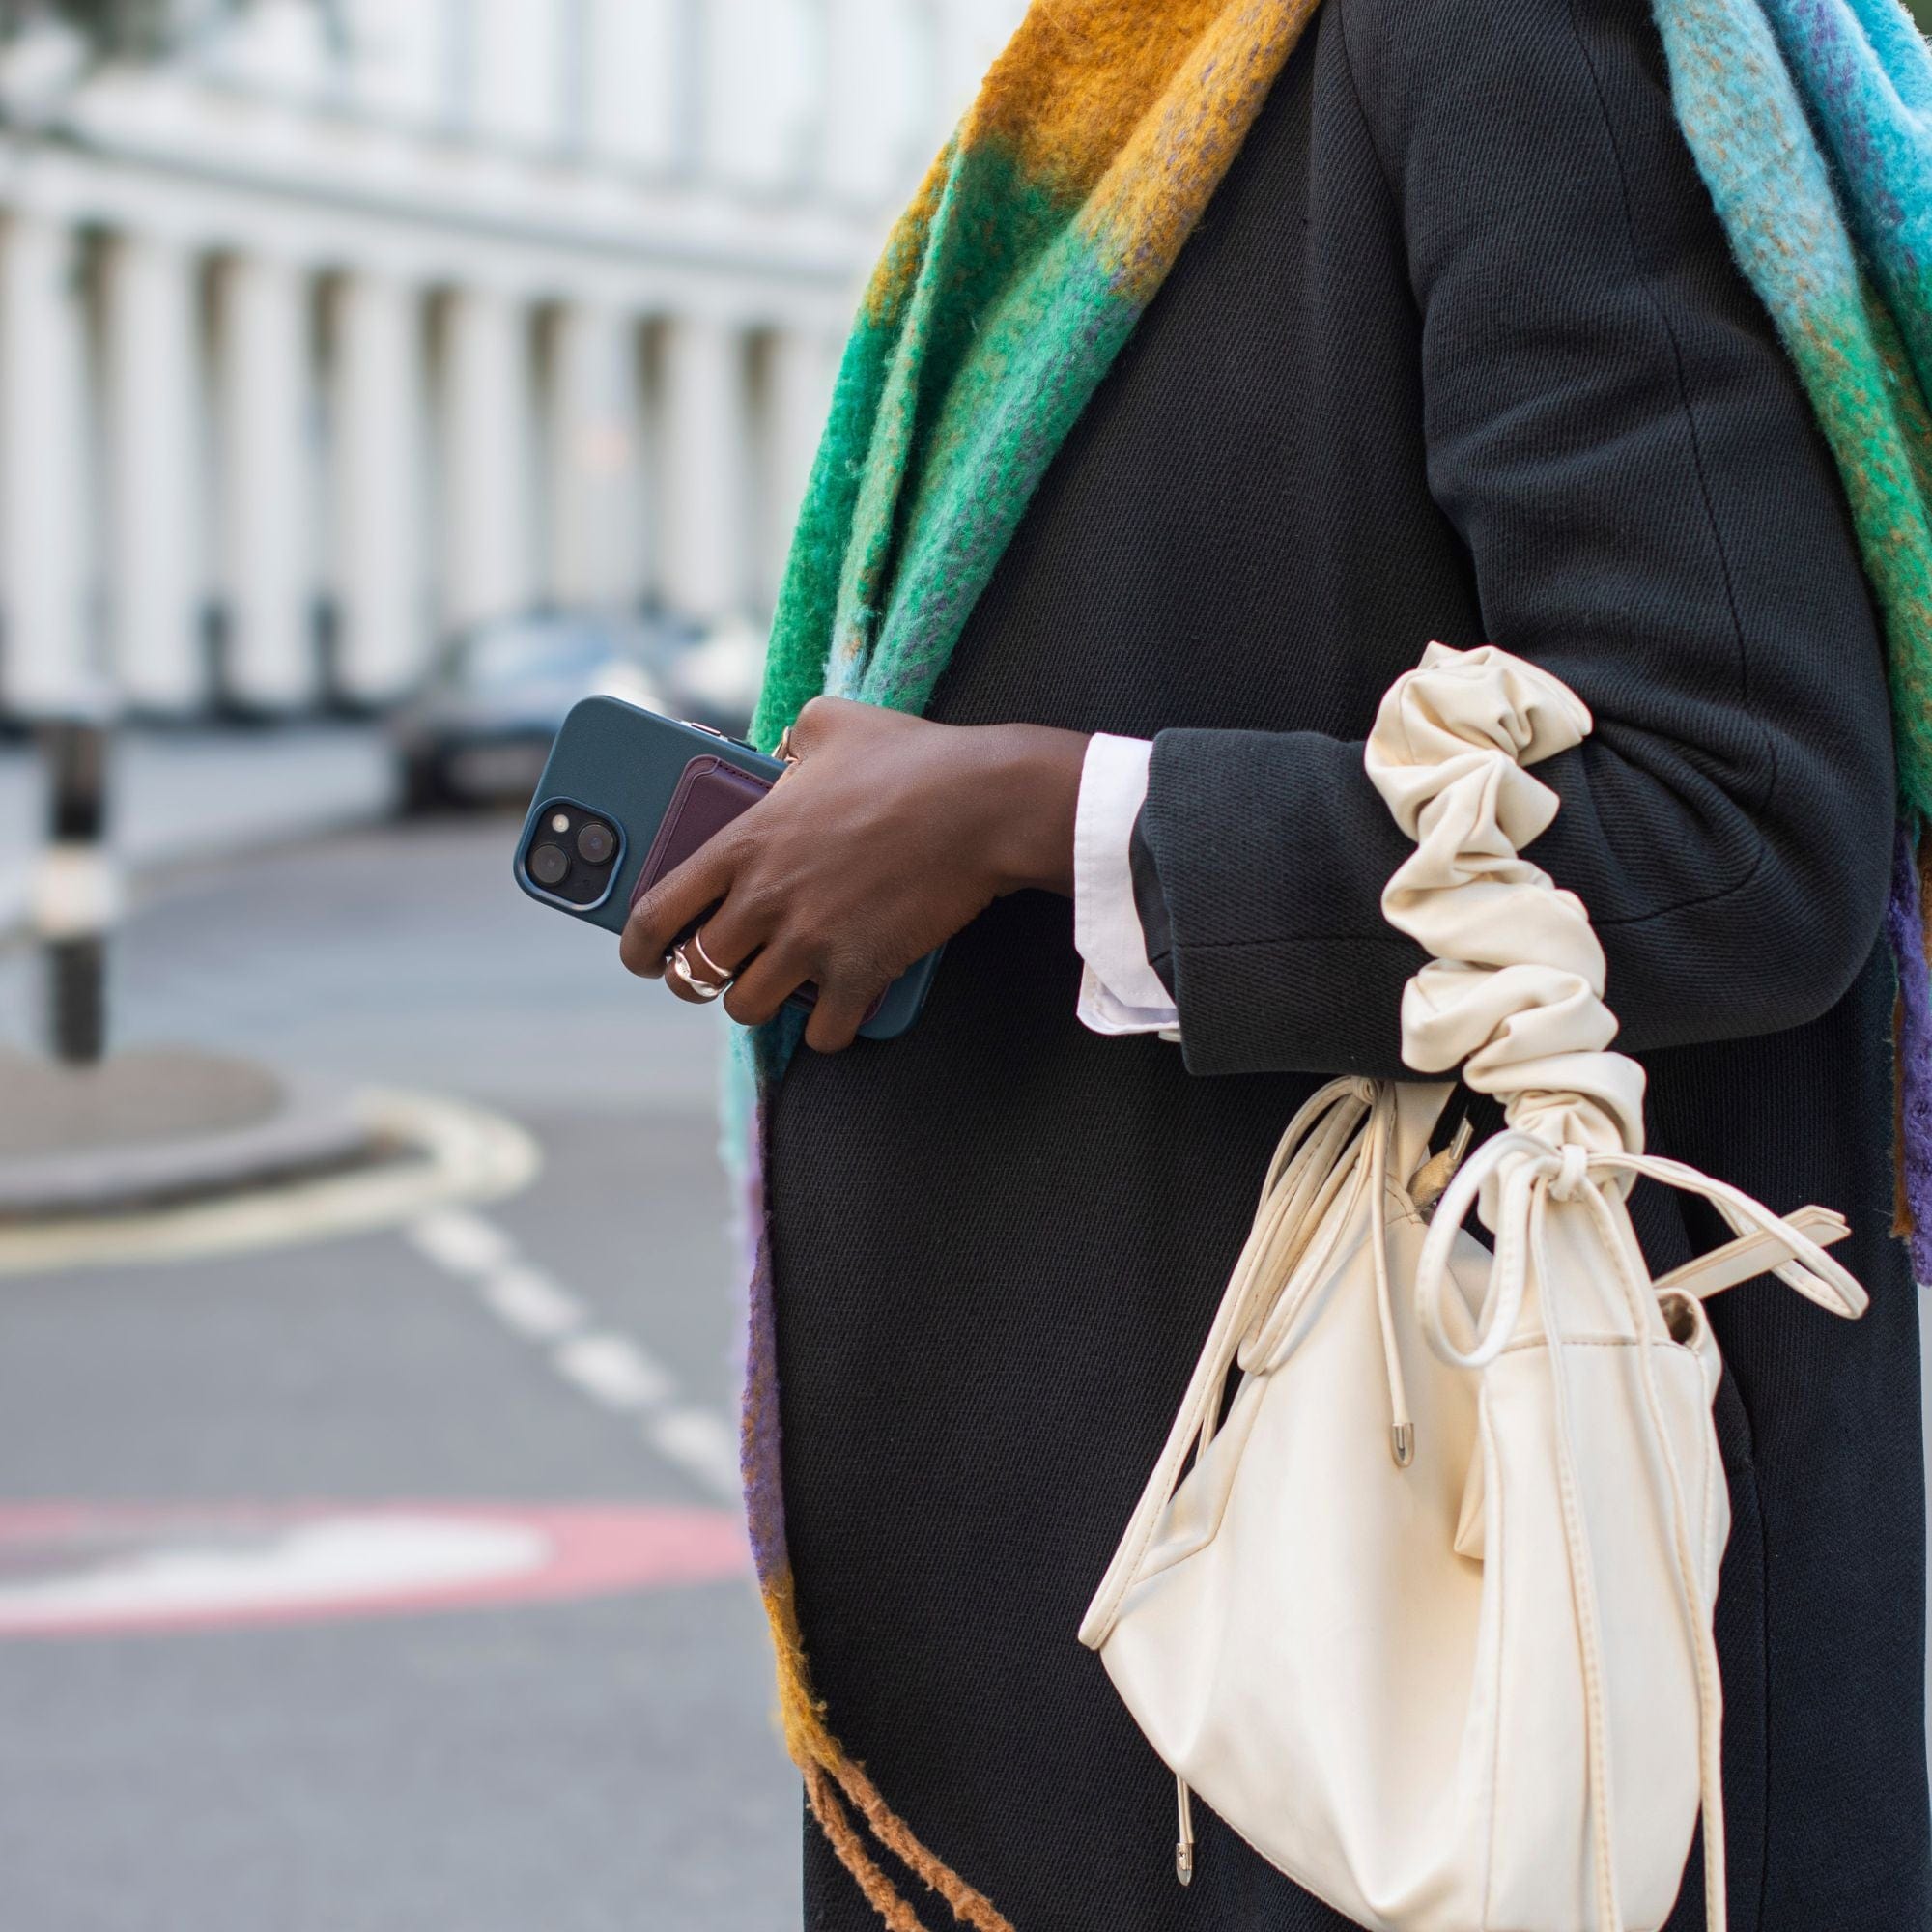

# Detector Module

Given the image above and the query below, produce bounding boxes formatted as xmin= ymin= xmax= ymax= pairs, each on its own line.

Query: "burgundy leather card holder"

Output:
xmin=630 ymin=754 xmax=773 ymax=911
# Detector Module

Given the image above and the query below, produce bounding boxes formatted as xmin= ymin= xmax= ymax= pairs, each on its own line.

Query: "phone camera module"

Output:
xmin=576 ymin=820 xmax=616 ymax=867
xmin=528 ymin=843 xmax=570 ymax=889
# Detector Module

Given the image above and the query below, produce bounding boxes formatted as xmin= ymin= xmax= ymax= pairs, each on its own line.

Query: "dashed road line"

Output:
xmin=647 ymin=1408 xmax=742 ymax=1499
xmin=554 ymin=1333 xmax=676 ymax=1410
xmin=405 ymin=1208 xmax=738 ymax=1503
xmin=479 ymin=1265 xmax=586 ymax=1342
xmin=408 ymin=1207 xmax=516 ymax=1278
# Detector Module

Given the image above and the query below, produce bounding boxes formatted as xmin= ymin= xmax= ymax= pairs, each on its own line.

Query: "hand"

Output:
xmin=619 ymin=696 xmax=1089 ymax=1052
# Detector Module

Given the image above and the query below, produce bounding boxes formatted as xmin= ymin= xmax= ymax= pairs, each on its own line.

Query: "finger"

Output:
xmin=690 ymin=893 xmax=773 ymax=985
xmin=803 ymin=980 xmax=880 ymax=1055
xmin=620 ymin=838 xmax=738 ymax=978
xmin=721 ymin=945 xmax=813 ymax=1029
xmin=785 ymin=693 xmax=862 ymax=756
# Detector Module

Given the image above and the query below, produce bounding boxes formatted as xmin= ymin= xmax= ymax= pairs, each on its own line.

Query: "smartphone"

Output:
xmin=511 ymin=696 xmax=940 ymax=1040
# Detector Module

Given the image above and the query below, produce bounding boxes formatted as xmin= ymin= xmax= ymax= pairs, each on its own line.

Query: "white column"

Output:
xmin=469 ymin=0 xmax=564 ymax=146
xmin=546 ymin=303 xmax=641 ymax=613
xmin=331 ymin=272 xmax=425 ymax=700
xmin=215 ymin=253 xmax=317 ymax=709
xmin=584 ymin=0 xmax=686 ymax=170
xmin=670 ymin=0 xmax=705 ymax=173
xmin=101 ymin=235 xmax=204 ymax=714
xmin=0 ymin=214 xmax=89 ymax=713
xmin=821 ymin=0 xmax=923 ymax=203
xmin=440 ymin=287 xmax=532 ymax=635
xmin=657 ymin=313 xmax=749 ymax=623
xmin=759 ymin=327 xmax=838 ymax=606
xmin=704 ymin=0 xmax=817 ymax=190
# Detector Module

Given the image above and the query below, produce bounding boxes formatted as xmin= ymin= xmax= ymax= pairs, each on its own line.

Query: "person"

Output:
xmin=621 ymin=0 xmax=1932 ymax=1924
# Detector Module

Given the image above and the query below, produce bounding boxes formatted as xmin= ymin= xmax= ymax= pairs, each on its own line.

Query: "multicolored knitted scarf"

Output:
xmin=731 ymin=1 xmax=1932 ymax=1924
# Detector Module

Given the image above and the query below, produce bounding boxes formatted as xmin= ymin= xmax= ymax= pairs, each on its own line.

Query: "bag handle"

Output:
xmin=1366 ymin=641 xmax=1646 ymax=1184
xmin=1077 ymin=1076 xmax=1380 ymax=1650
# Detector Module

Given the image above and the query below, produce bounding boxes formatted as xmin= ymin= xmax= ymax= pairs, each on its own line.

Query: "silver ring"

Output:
xmin=667 ymin=942 xmax=728 ymax=1001
xmin=690 ymin=930 xmax=732 ymax=983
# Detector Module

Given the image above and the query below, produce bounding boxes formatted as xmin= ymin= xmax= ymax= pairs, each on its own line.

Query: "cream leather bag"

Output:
xmin=1079 ymin=643 xmax=1867 ymax=1932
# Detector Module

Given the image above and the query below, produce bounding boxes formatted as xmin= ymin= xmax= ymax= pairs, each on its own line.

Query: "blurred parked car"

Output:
xmin=390 ymin=610 xmax=764 ymax=812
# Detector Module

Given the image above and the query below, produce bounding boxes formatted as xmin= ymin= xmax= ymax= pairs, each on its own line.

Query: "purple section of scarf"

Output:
xmin=740 ymin=1099 xmax=789 ymax=1587
xmin=740 ymin=1011 xmax=807 ymax=1588
xmin=1888 ymin=816 xmax=1932 ymax=1284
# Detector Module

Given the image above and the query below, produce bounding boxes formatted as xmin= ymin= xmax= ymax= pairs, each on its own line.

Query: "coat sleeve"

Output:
xmin=1130 ymin=0 xmax=1896 ymax=1079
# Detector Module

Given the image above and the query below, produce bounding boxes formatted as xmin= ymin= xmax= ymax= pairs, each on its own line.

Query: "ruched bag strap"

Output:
xmin=1365 ymin=639 xmax=1647 ymax=1174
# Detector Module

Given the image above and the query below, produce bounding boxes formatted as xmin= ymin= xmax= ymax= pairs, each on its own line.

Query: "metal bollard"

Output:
xmin=30 ymin=714 xmax=119 ymax=1066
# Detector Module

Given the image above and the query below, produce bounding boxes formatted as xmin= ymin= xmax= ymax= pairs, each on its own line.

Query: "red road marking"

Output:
xmin=0 ymin=1503 xmax=750 ymax=1637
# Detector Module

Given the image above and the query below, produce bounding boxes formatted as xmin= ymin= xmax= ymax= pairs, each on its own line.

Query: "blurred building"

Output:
xmin=0 ymin=0 xmax=1020 ymax=721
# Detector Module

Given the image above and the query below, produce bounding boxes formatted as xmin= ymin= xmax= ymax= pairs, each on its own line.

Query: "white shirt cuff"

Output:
xmin=1072 ymin=733 xmax=1180 ymax=1039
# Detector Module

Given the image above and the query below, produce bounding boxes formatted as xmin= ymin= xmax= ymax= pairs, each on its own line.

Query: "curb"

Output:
xmin=0 ymin=1053 xmax=370 ymax=1216
xmin=0 ymin=1090 xmax=541 ymax=1276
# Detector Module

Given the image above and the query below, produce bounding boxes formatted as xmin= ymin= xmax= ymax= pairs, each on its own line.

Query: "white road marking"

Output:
xmin=0 ymin=1516 xmax=546 ymax=1632
xmin=479 ymin=1264 xmax=586 ymax=1341
xmin=649 ymin=1408 xmax=742 ymax=1497
xmin=406 ymin=1208 xmax=738 ymax=1502
xmin=407 ymin=1208 xmax=517 ymax=1279
xmin=553 ymin=1333 xmax=674 ymax=1411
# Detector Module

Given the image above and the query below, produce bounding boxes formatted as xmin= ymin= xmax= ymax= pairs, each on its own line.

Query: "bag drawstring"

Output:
xmin=1366 ymin=1103 xmax=1416 ymax=1466
xmin=1413 ymin=1129 xmax=1866 ymax=1931
xmin=1527 ymin=1180 xmax=1625 ymax=1930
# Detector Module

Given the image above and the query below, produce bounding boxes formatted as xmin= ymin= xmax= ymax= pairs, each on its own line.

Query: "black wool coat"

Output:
xmin=765 ymin=0 xmax=1932 ymax=1924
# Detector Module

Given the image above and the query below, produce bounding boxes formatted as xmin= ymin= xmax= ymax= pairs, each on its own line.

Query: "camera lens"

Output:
xmin=576 ymin=820 xmax=615 ymax=866
xmin=528 ymin=843 xmax=570 ymax=888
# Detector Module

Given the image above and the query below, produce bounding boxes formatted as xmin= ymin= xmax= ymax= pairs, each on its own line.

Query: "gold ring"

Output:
xmin=775 ymin=724 xmax=801 ymax=765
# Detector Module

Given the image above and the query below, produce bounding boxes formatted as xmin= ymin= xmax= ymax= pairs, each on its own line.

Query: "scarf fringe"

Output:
xmin=742 ymin=1089 xmax=1015 ymax=1930
xmin=805 ymin=1768 xmax=935 ymax=1932
xmin=766 ymin=1576 xmax=1016 ymax=1931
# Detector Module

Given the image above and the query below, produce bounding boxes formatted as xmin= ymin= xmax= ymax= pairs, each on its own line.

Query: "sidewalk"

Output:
xmin=0 ymin=724 xmax=398 ymax=940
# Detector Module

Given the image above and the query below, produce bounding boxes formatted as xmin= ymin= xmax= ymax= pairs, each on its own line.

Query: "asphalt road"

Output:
xmin=0 ymin=816 xmax=801 ymax=1931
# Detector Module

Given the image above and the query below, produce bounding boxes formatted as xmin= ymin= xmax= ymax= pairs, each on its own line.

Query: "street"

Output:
xmin=0 ymin=817 xmax=800 ymax=1931
xmin=6 ymin=808 xmax=1931 ymax=1932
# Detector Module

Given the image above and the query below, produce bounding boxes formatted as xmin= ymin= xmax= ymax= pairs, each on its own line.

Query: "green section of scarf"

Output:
xmin=735 ymin=1 xmax=1932 ymax=1925
xmin=748 ymin=1 xmax=1318 ymax=751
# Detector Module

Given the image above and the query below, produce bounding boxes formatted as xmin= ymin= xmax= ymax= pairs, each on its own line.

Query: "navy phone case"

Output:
xmin=512 ymin=696 xmax=941 ymax=1041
